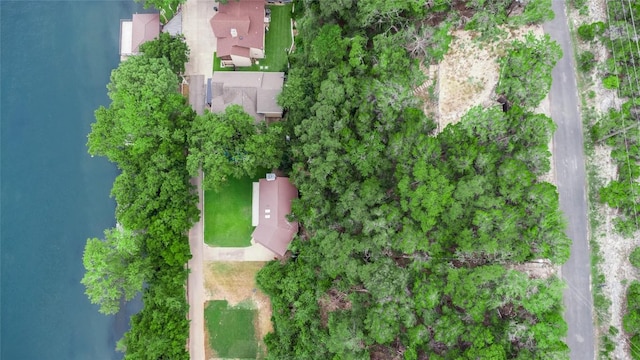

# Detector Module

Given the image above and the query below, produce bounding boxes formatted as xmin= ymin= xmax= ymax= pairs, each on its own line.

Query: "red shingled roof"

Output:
xmin=209 ymin=0 xmax=265 ymax=57
xmin=252 ymin=177 xmax=298 ymax=256
xmin=132 ymin=13 xmax=160 ymax=53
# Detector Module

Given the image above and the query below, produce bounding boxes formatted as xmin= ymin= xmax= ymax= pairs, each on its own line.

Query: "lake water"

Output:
xmin=1 ymin=1 xmax=146 ymax=358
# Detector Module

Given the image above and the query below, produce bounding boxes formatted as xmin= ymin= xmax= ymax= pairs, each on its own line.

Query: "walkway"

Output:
xmin=543 ymin=1 xmax=595 ymax=359
xmin=187 ymin=172 xmax=205 ymax=360
xmin=203 ymin=240 xmax=277 ymax=261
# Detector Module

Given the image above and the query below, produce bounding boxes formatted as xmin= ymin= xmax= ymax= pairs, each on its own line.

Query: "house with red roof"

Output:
xmin=209 ymin=0 xmax=267 ymax=67
xmin=120 ymin=13 xmax=161 ymax=61
xmin=251 ymin=175 xmax=298 ymax=256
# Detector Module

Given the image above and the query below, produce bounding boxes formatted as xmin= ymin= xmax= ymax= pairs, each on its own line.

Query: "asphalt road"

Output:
xmin=543 ymin=1 xmax=595 ymax=359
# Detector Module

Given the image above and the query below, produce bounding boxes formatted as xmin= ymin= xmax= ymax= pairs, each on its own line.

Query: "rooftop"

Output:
xmin=251 ymin=177 xmax=298 ymax=256
xmin=209 ymin=71 xmax=284 ymax=119
xmin=209 ymin=0 xmax=265 ymax=57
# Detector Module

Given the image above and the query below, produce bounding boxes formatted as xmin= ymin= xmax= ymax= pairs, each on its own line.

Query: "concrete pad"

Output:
xmin=202 ymin=243 xmax=277 ymax=262
xmin=188 ymin=75 xmax=205 ymax=115
xmin=243 ymin=242 xmax=278 ymax=261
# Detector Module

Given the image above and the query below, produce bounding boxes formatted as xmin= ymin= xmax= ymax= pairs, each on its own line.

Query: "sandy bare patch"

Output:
xmin=508 ymin=259 xmax=559 ymax=279
xmin=203 ymin=261 xmax=274 ymax=358
xmin=433 ymin=26 xmax=545 ymax=132
xmin=590 ymin=145 xmax=640 ymax=359
xmin=416 ymin=26 xmax=556 ymax=184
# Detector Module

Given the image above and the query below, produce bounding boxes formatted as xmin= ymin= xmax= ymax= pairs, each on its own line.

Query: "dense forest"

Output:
xmin=256 ymin=0 xmax=570 ymax=359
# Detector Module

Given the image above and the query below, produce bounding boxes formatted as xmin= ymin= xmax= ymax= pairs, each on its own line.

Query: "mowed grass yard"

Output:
xmin=205 ymin=300 xmax=262 ymax=359
xmin=204 ymin=175 xmax=255 ymax=247
xmin=213 ymin=4 xmax=293 ymax=73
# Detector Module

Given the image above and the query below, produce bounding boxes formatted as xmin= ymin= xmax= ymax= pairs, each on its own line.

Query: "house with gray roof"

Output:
xmin=162 ymin=11 xmax=182 ymax=36
xmin=208 ymin=71 xmax=285 ymax=121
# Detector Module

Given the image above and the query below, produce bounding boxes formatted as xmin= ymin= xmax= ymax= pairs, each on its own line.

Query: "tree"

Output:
xmin=139 ymin=32 xmax=190 ymax=75
xmin=135 ymin=0 xmax=183 ymax=14
xmin=117 ymin=267 xmax=190 ymax=360
xmin=253 ymin=1 xmax=570 ymax=358
xmin=309 ymin=25 xmax=348 ymax=68
xmin=81 ymin=228 xmax=150 ymax=315
xmin=497 ymin=33 xmax=562 ymax=109
xmin=87 ymin=55 xmax=193 ymax=171
xmin=187 ymin=105 xmax=284 ymax=191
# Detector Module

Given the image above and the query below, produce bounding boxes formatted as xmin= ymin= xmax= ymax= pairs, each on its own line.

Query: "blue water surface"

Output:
xmin=1 ymin=1 xmax=146 ymax=359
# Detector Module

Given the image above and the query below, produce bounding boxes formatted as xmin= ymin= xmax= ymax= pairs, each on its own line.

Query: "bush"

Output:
xmin=631 ymin=247 xmax=640 ymax=268
xmin=603 ymin=75 xmax=620 ymax=89
xmin=578 ymin=23 xmax=596 ymax=41
xmin=578 ymin=51 xmax=595 ymax=72
xmin=571 ymin=0 xmax=587 ymax=10
xmin=578 ymin=22 xmax=606 ymax=41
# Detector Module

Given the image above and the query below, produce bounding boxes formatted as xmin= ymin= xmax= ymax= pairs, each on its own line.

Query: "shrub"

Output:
xmin=603 ymin=75 xmax=620 ymax=89
xmin=571 ymin=0 xmax=587 ymax=10
xmin=578 ymin=51 xmax=595 ymax=72
xmin=578 ymin=23 xmax=596 ymax=41
xmin=578 ymin=22 xmax=606 ymax=41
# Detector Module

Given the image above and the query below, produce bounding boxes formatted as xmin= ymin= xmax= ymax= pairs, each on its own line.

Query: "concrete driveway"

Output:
xmin=182 ymin=0 xmax=218 ymax=79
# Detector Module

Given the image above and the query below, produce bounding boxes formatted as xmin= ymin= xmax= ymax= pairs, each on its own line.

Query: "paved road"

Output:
xmin=543 ymin=2 xmax=595 ymax=359
xmin=187 ymin=172 xmax=205 ymax=360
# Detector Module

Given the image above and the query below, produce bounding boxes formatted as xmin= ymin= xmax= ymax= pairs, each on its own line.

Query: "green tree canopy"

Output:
xmin=187 ymin=105 xmax=284 ymax=191
xmin=81 ymin=228 xmax=150 ymax=315
xmin=139 ymin=32 xmax=190 ymax=75
xmin=497 ymin=33 xmax=562 ymax=109
xmin=87 ymin=55 xmax=192 ymax=172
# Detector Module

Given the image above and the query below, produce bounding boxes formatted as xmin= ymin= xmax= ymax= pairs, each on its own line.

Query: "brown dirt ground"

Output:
xmin=417 ymin=26 xmax=546 ymax=133
xmin=203 ymin=261 xmax=273 ymax=359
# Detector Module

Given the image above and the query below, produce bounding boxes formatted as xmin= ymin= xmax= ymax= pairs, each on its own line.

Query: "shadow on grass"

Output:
xmin=204 ymin=169 xmax=268 ymax=247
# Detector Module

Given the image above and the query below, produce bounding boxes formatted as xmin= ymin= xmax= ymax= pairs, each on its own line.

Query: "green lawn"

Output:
xmin=205 ymin=300 xmax=259 ymax=359
xmin=204 ymin=175 xmax=255 ymax=247
xmin=213 ymin=4 xmax=293 ymax=73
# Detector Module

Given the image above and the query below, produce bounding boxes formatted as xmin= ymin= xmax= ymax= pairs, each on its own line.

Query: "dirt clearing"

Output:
xmin=418 ymin=26 xmax=548 ymax=133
